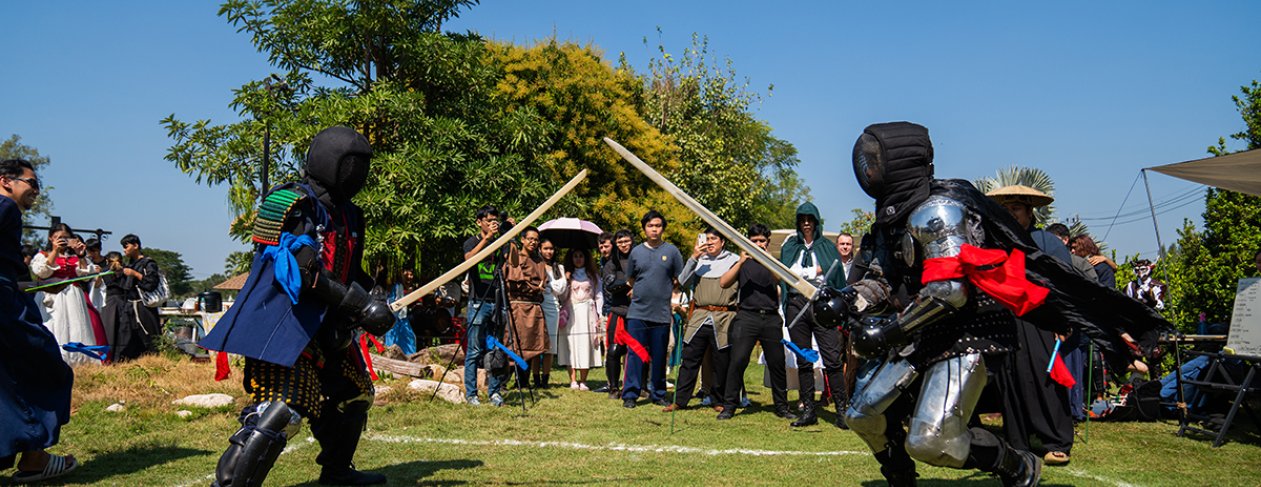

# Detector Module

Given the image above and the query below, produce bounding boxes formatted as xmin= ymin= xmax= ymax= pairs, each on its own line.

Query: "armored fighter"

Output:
xmin=200 ymin=126 xmax=395 ymax=486
xmin=814 ymin=122 xmax=1169 ymax=486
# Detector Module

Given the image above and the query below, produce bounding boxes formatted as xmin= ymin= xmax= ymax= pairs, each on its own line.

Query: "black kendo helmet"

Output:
xmin=305 ymin=126 xmax=372 ymax=201
xmin=852 ymin=122 xmax=934 ymax=224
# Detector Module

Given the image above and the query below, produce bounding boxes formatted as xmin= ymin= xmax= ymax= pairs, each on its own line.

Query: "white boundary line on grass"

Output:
xmin=366 ymin=433 xmax=867 ymax=457
xmin=1061 ymin=467 xmax=1141 ymax=487
xmin=367 ymin=434 xmax=1140 ymax=486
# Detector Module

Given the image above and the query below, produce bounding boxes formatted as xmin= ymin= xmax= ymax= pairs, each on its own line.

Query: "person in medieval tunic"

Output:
xmin=199 ymin=126 xmax=395 ymax=486
xmin=664 ymin=228 xmax=738 ymax=412
xmin=505 ymin=226 xmax=549 ymax=384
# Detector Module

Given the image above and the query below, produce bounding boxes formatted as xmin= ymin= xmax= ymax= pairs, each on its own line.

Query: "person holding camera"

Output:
xmin=461 ymin=205 xmax=511 ymax=406
xmin=29 ymin=223 xmax=103 ymax=367
xmin=664 ymin=227 xmax=738 ymax=413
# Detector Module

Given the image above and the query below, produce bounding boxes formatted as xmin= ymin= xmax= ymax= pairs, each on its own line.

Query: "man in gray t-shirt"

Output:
xmin=620 ymin=210 xmax=683 ymax=407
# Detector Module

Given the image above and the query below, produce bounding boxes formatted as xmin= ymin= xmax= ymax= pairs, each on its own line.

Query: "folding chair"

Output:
xmin=1176 ymin=350 xmax=1259 ymax=447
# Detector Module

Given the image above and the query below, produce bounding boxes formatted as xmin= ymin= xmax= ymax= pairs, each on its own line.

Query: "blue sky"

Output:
xmin=3 ymin=1 xmax=1258 ymax=278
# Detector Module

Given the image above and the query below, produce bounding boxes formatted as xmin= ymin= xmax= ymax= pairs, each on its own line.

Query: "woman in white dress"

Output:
xmin=558 ymin=248 xmax=603 ymax=389
xmin=29 ymin=224 xmax=101 ymax=367
xmin=536 ymin=239 xmax=567 ymax=388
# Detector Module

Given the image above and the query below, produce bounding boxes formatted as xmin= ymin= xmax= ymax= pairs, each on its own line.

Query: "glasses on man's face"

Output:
xmin=9 ymin=176 xmax=40 ymax=191
xmin=750 ymin=238 xmax=769 ymax=243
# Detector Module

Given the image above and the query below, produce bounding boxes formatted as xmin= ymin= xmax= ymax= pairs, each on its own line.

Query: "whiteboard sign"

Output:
xmin=1227 ymin=277 xmax=1261 ymax=358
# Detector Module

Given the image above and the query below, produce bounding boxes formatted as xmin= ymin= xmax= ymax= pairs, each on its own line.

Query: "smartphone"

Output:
xmin=696 ymin=233 xmax=706 ymax=247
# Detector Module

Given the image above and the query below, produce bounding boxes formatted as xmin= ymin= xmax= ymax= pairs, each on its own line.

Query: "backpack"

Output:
xmin=135 ymin=258 xmax=171 ymax=307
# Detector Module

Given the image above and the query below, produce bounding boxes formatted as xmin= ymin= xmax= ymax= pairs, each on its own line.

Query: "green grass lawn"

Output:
xmin=7 ymin=355 xmax=1259 ymax=486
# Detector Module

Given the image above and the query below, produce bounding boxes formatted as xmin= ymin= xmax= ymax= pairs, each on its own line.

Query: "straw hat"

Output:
xmin=986 ymin=184 xmax=1054 ymax=208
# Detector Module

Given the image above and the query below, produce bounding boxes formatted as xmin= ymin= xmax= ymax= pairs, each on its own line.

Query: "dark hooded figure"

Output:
xmin=778 ymin=202 xmax=848 ymax=427
xmin=201 ymin=126 xmax=395 ymax=486
xmin=813 ymin=122 xmax=1170 ymax=486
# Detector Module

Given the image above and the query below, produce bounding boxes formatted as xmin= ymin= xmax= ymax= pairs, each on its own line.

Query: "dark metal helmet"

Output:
xmin=304 ymin=126 xmax=372 ymax=202
xmin=852 ymin=122 xmax=934 ymax=224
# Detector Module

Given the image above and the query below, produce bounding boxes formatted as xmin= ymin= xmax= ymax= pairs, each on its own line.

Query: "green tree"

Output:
xmin=1162 ymin=77 xmax=1261 ymax=329
xmin=1 ymin=134 xmax=55 ymax=241
xmin=163 ymin=0 xmax=542 ymax=278
xmin=166 ymin=1 xmax=803 ymax=279
xmin=641 ymin=33 xmax=810 ymax=231
xmin=144 ymin=247 xmax=194 ymax=298
xmin=486 ymin=38 xmax=691 ymax=245
xmin=836 ymin=208 xmax=875 ymax=240
xmin=225 ymin=250 xmax=253 ymax=276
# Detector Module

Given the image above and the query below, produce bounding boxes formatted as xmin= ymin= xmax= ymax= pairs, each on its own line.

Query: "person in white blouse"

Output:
xmin=537 ymin=239 xmax=567 ymax=388
xmin=558 ymin=248 xmax=604 ymax=390
xmin=29 ymin=224 xmax=101 ymax=367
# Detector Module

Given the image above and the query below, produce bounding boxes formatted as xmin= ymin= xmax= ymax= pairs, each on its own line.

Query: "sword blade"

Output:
xmin=603 ymin=137 xmax=817 ymax=297
xmin=389 ymin=169 xmax=589 ymax=311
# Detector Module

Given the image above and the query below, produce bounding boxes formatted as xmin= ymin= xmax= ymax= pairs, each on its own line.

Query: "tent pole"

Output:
xmin=1142 ymin=169 xmax=1168 ymax=263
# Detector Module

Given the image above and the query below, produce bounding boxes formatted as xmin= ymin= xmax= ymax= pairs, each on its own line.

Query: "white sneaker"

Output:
xmin=467 ymin=396 xmax=481 ymax=406
xmin=490 ymin=393 xmax=505 ymax=407
xmin=570 ymin=382 xmax=580 ymax=390
xmin=578 ymin=383 xmax=590 ymax=391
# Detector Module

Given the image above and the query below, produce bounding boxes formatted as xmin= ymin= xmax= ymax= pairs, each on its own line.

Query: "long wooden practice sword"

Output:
xmin=389 ymin=169 xmax=589 ymax=312
xmin=602 ymin=137 xmax=818 ymax=297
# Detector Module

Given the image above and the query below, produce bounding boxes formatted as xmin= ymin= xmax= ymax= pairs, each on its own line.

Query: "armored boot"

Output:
xmin=874 ymin=447 xmax=917 ymax=487
xmin=213 ymin=402 xmax=302 ymax=487
xmin=312 ymin=400 xmax=385 ymax=486
xmin=994 ymin=447 xmax=1041 ymax=487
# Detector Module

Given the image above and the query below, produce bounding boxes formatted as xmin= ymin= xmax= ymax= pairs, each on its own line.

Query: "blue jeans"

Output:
xmin=1065 ymin=344 xmax=1087 ymax=421
xmin=622 ymin=318 xmax=670 ymax=402
xmin=464 ymin=299 xmax=504 ymax=399
xmin=1160 ymin=355 xmax=1212 ymax=413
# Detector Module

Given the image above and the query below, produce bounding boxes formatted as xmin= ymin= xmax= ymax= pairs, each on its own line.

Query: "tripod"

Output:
xmin=495 ymin=249 xmax=539 ymax=411
xmin=428 ymin=248 xmax=536 ymax=410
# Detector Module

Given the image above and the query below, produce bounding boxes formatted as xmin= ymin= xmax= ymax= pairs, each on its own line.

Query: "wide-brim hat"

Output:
xmin=986 ymin=184 xmax=1054 ymax=208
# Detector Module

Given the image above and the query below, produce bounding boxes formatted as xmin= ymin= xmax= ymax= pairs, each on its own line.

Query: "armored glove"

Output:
xmin=850 ymin=315 xmax=909 ymax=358
xmin=813 ymin=286 xmax=861 ymax=326
xmin=312 ymin=271 xmax=396 ymax=335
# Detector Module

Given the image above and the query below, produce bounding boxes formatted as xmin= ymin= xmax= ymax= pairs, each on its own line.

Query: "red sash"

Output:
xmin=921 ymin=244 xmax=1048 ymax=316
xmin=610 ymin=314 xmax=649 ymax=362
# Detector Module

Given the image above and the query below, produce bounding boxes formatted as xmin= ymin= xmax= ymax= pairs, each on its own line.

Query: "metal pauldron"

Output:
xmin=895 ymin=196 xmax=976 ymax=334
xmin=908 ymin=195 xmax=970 ymax=259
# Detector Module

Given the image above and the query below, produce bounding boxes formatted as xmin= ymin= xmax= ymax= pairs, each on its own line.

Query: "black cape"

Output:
xmin=932 ymin=179 xmax=1173 ymax=371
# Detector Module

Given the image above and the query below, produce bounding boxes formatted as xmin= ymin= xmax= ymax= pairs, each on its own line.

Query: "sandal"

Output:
xmin=1043 ymin=451 xmax=1070 ymax=466
xmin=12 ymin=453 xmax=78 ymax=484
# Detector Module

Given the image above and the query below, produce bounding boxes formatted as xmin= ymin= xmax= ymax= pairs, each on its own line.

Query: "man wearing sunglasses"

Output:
xmin=1 ymin=159 xmax=79 ymax=483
